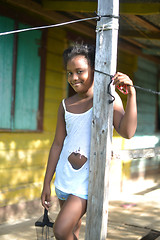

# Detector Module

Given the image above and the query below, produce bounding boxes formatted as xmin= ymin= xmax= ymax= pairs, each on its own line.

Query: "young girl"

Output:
xmin=41 ymin=43 xmax=137 ymax=240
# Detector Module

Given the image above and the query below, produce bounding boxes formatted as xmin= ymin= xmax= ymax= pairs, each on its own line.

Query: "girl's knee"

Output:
xmin=53 ymin=219 xmax=79 ymax=240
xmin=53 ymin=221 xmax=70 ymax=240
xmin=53 ymin=223 xmax=63 ymax=239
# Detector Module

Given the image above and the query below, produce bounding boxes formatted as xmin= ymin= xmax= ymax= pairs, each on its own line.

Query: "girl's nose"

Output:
xmin=72 ymin=73 xmax=78 ymax=80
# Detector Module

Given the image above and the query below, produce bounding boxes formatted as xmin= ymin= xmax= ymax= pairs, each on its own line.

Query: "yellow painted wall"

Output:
xmin=0 ymin=28 xmax=67 ymax=208
xmin=112 ymin=49 xmax=138 ymax=180
xmin=44 ymin=28 xmax=67 ymax=132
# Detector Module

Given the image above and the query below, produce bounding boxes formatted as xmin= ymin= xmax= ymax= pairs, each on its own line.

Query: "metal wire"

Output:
xmin=95 ymin=69 xmax=160 ymax=96
xmin=0 ymin=14 xmax=119 ymax=36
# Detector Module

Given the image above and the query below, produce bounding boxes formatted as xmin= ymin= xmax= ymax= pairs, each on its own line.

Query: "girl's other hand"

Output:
xmin=112 ymin=72 xmax=135 ymax=95
xmin=41 ymin=185 xmax=51 ymax=210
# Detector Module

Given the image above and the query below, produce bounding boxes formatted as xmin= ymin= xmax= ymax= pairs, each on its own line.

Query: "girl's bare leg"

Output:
xmin=73 ymin=218 xmax=82 ymax=239
xmin=58 ymin=199 xmax=82 ymax=239
xmin=53 ymin=195 xmax=87 ymax=240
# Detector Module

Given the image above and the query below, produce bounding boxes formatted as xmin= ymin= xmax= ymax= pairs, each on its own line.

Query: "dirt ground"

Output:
xmin=0 ymin=187 xmax=160 ymax=240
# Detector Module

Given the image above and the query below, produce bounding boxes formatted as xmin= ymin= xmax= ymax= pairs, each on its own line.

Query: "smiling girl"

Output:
xmin=41 ymin=43 xmax=137 ymax=240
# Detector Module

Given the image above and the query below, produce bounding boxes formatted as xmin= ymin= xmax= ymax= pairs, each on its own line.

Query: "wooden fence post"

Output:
xmin=85 ymin=0 xmax=119 ymax=239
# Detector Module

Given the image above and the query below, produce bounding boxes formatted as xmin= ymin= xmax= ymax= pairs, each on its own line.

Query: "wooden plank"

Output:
xmin=135 ymin=73 xmax=157 ymax=86
xmin=42 ymin=0 xmax=97 ymax=12
xmin=47 ymin=37 xmax=66 ymax=54
xmin=0 ymin=183 xmax=42 ymax=207
xmin=120 ymin=30 xmax=160 ymax=40
xmin=135 ymin=57 xmax=158 ymax=136
xmin=48 ymin=28 xmax=66 ymax=40
xmin=0 ymin=133 xmax=52 ymax=150
xmin=118 ymin=50 xmax=137 ymax=73
xmin=121 ymin=36 xmax=147 ymax=49
xmin=43 ymin=27 xmax=67 ymax=132
xmin=0 ymin=150 xmax=49 ymax=169
xmin=0 ymin=167 xmax=45 ymax=188
xmin=138 ymin=115 xmax=156 ymax=126
xmin=14 ymin=23 xmax=42 ymax=130
xmin=45 ymin=87 xmax=64 ymax=101
xmin=137 ymin=56 xmax=158 ymax=73
xmin=43 ymin=117 xmax=57 ymax=132
xmin=44 ymin=100 xmax=60 ymax=115
xmin=42 ymin=1 xmax=160 ymax=15
xmin=45 ymin=87 xmax=66 ymax=102
xmin=46 ymin=53 xmax=64 ymax=71
xmin=0 ymin=181 xmax=56 ymax=208
xmin=4 ymin=0 xmax=160 ymax=15
xmin=136 ymin=125 xmax=155 ymax=134
xmin=118 ymin=39 xmax=160 ymax=64
xmin=0 ymin=131 xmax=54 ymax=207
xmin=126 ymin=15 xmax=160 ymax=32
xmin=116 ymin=50 xmax=137 ymax=109
xmin=137 ymin=94 xmax=156 ymax=105
xmin=143 ymin=48 xmax=160 ymax=57
xmin=85 ymin=0 xmax=119 ymax=238
xmin=45 ymin=70 xmax=65 ymax=88
xmin=120 ymin=3 xmax=160 ymax=15
xmin=0 ymin=16 xmax=14 ymax=129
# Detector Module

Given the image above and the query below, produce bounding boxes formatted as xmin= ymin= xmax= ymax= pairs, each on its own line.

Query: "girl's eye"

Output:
xmin=77 ymin=70 xmax=83 ymax=74
xmin=67 ymin=72 xmax=72 ymax=77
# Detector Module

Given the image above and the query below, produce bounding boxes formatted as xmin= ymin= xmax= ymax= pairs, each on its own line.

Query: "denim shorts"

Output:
xmin=55 ymin=187 xmax=88 ymax=200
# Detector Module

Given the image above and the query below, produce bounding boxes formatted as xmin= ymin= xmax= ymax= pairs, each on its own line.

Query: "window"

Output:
xmin=0 ymin=16 xmax=44 ymax=131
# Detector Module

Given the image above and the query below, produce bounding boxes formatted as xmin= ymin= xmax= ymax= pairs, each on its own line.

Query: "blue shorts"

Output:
xmin=55 ymin=187 xmax=88 ymax=200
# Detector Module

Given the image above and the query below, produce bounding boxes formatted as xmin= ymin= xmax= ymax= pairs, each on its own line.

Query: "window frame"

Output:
xmin=0 ymin=17 xmax=47 ymax=132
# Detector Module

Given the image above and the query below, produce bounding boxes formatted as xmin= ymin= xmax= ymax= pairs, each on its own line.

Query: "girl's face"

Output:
xmin=66 ymin=55 xmax=94 ymax=94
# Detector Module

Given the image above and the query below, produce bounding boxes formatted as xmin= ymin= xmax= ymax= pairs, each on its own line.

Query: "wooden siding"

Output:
xmin=42 ymin=1 xmax=160 ymax=15
xmin=43 ymin=29 xmax=67 ymax=132
xmin=113 ymin=49 xmax=137 ymax=137
xmin=14 ymin=24 xmax=42 ymax=130
xmin=111 ymin=50 xmax=138 ymax=191
xmin=118 ymin=56 xmax=160 ymax=189
xmin=0 ymin=17 xmax=14 ymax=129
xmin=0 ymin=133 xmax=51 ymax=207
xmin=42 ymin=0 xmax=97 ymax=12
xmin=135 ymin=57 xmax=158 ymax=135
xmin=0 ymin=28 xmax=67 ymax=209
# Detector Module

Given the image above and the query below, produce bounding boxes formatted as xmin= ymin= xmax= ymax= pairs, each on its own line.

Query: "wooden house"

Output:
xmin=0 ymin=0 xmax=160 ymax=222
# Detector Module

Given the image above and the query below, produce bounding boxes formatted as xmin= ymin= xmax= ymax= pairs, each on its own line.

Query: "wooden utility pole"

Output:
xmin=85 ymin=0 xmax=119 ymax=239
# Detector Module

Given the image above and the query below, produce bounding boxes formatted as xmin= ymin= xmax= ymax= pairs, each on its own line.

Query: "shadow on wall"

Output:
xmin=0 ymin=135 xmax=54 ymax=223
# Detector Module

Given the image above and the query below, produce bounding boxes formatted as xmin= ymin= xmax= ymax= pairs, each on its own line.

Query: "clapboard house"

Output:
xmin=0 ymin=0 xmax=160 ymax=222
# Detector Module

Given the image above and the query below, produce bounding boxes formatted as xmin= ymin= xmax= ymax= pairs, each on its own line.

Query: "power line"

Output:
xmin=0 ymin=16 xmax=99 ymax=36
xmin=0 ymin=14 xmax=119 ymax=36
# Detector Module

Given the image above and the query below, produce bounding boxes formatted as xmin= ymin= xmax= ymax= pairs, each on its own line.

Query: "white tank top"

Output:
xmin=54 ymin=99 xmax=93 ymax=196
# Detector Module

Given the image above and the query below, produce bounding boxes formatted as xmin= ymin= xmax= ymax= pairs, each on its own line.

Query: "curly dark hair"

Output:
xmin=63 ymin=43 xmax=95 ymax=70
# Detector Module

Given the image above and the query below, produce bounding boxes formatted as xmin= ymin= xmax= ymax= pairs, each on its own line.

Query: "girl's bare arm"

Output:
xmin=113 ymin=72 xmax=137 ymax=139
xmin=41 ymin=102 xmax=66 ymax=209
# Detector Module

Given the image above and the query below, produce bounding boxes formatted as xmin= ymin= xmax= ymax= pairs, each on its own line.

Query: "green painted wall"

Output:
xmin=14 ymin=24 xmax=42 ymax=130
xmin=0 ymin=17 xmax=14 ymax=128
xmin=135 ymin=57 xmax=158 ymax=135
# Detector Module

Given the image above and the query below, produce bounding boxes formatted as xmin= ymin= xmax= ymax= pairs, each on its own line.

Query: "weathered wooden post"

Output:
xmin=85 ymin=0 xmax=119 ymax=239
